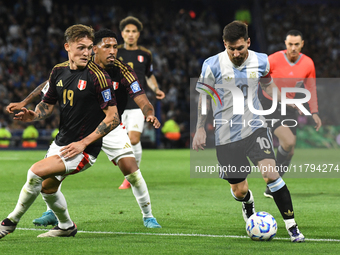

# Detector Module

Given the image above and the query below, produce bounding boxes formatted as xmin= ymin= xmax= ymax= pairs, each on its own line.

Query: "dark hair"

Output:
xmin=119 ymin=16 xmax=143 ymax=32
xmin=286 ymin=30 xmax=303 ymax=40
xmin=222 ymin=21 xmax=248 ymax=42
xmin=64 ymin=24 xmax=94 ymax=43
xmin=94 ymin=29 xmax=118 ymax=45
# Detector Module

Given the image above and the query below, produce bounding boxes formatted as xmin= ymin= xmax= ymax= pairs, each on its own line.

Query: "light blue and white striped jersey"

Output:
xmin=196 ymin=49 xmax=271 ymax=146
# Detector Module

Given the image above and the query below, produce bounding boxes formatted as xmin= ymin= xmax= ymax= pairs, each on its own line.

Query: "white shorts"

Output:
xmin=45 ymin=141 xmax=97 ymax=181
xmin=121 ymin=109 xmax=145 ymax=133
xmin=101 ymin=123 xmax=135 ymax=164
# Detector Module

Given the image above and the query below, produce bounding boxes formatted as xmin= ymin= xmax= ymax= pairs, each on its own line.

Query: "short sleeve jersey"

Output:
xmin=103 ymin=58 xmax=145 ymax=118
xmin=196 ymin=49 xmax=271 ymax=146
xmin=264 ymin=50 xmax=318 ymax=113
xmin=117 ymin=45 xmax=152 ymax=109
xmin=43 ymin=60 xmax=116 ymax=157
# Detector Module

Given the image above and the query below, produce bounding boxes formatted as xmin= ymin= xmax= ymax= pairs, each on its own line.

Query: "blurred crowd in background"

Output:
xmin=0 ymin=0 xmax=339 ymax=148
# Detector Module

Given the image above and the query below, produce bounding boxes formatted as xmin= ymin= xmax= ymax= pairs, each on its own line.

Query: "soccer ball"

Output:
xmin=246 ymin=211 xmax=277 ymax=241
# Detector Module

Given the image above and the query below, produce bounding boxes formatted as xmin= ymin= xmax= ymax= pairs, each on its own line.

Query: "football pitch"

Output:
xmin=0 ymin=149 xmax=339 ymax=254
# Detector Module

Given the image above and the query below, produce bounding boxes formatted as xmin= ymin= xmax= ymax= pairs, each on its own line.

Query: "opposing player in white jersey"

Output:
xmin=192 ymin=21 xmax=304 ymax=242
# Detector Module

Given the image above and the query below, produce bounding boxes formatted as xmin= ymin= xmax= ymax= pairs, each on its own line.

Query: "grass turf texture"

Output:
xmin=0 ymin=149 xmax=339 ymax=254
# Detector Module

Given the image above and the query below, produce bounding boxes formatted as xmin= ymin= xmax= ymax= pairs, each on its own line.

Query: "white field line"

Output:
xmin=17 ymin=228 xmax=340 ymax=242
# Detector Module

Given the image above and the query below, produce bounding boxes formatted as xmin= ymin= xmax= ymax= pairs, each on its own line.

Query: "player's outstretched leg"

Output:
xmin=230 ymin=188 xmax=255 ymax=222
xmin=37 ymin=190 xmax=77 ymax=237
xmin=33 ymin=209 xmax=58 ymax=227
xmin=125 ymin=169 xmax=161 ymax=228
xmin=267 ymin=177 xmax=304 ymax=242
xmin=1 ymin=169 xmax=43 ymax=239
xmin=0 ymin=218 xmax=17 ymax=239
xmin=37 ymin=223 xmax=77 ymax=237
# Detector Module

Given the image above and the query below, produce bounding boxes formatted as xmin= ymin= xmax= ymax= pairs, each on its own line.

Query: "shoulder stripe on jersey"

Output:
xmin=114 ymin=61 xmax=135 ymax=83
xmin=88 ymin=62 xmax=108 ymax=89
xmin=49 ymin=61 xmax=69 ymax=80
xmin=138 ymin=46 xmax=152 ymax=55
xmin=54 ymin=61 xmax=69 ymax=68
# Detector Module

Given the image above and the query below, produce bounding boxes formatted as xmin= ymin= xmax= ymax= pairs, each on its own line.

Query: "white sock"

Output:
xmin=42 ymin=189 xmax=73 ymax=229
xmin=132 ymin=142 xmax=142 ymax=167
xmin=45 ymin=183 xmax=62 ymax=212
xmin=125 ymin=169 xmax=153 ymax=218
xmin=284 ymin=218 xmax=297 ymax=230
xmin=8 ymin=169 xmax=43 ymax=223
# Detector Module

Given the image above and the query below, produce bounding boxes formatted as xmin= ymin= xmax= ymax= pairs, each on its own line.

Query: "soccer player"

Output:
xmin=261 ymin=30 xmax=322 ymax=198
xmin=6 ymin=29 xmax=162 ymax=229
xmin=192 ymin=21 xmax=305 ymax=242
xmin=0 ymin=24 xmax=120 ymax=239
xmin=117 ymin=16 xmax=165 ymax=189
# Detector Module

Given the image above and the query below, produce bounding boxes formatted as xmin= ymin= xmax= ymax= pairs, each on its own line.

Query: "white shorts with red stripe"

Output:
xmin=45 ymin=141 xmax=97 ymax=181
xmin=121 ymin=109 xmax=145 ymax=133
xmin=101 ymin=123 xmax=135 ymax=165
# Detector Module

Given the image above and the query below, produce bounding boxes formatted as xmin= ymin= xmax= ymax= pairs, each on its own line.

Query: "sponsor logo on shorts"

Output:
xmin=264 ymin=150 xmax=271 ymax=154
xmin=123 ymin=143 xmax=131 ymax=149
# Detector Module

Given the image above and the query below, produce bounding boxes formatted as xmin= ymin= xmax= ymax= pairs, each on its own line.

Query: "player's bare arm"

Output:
xmin=192 ymin=94 xmax=210 ymax=151
xmin=6 ymin=80 xmax=48 ymax=113
xmin=312 ymin=113 xmax=322 ymax=131
xmin=146 ymin=74 xmax=165 ymax=100
xmin=14 ymin=101 xmax=54 ymax=122
xmin=60 ymin=105 xmax=120 ymax=158
xmin=260 ymin=81 xmax=281 ymax=100
xmin=133 ymin=94 xmax=160 ymax=128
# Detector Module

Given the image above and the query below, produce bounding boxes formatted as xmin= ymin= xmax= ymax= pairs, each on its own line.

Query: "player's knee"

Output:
xmin=130 ymin=137 xmax=140 ymax=145
xmin=30 ymin=163 xmax=42 ymax=177
xmin=41 ymin=185 xmax=59 ymax=194
xmin=282 ymin=137 xmax=296 ymax=151
xmin=41 ymin=188 xmax=58 ymax=194
xmin=231 ymin=188 xmax=248 ymax=199
xmin=117 ymin=157 xmax=138 ymax=175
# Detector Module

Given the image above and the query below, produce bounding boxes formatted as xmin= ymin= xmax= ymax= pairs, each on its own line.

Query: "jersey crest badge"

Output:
xmin=101 ymin=89 xmax=112 ymax=102
xmin=112 ymin=81 xmax=119 ymax=90
xmin=249 ymin=72 xmax=256 ymax=78
xmin=78 ymin=79 xmax=87 ymax=90
xmin=138 ymin=55 xmax=144 ymax=63
xmin=130 ymin=81 xmax=141 ymax=93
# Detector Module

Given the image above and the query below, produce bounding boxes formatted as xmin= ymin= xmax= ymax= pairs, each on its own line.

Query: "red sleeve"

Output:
xmin=304 ymin=58 xmax=318 ymax=113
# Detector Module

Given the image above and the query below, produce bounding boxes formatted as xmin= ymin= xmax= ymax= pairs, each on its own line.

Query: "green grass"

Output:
xmin=0 ymin=149 xmax=340 ymax=254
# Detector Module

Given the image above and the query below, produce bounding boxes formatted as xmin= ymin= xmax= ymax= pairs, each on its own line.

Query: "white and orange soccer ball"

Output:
xmin=246 ymin=211 xmax=277 ymax=241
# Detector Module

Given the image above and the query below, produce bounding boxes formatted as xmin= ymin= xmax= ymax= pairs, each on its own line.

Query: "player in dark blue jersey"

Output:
xmin=0 ymin=24 xmax=120 ymax=239
xmin=117 ymin=16 xmax=165 ymax=189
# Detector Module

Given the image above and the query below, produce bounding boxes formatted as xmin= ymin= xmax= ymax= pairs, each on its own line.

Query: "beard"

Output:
xmin=105 ymin=62 xmax=115 ymax=69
